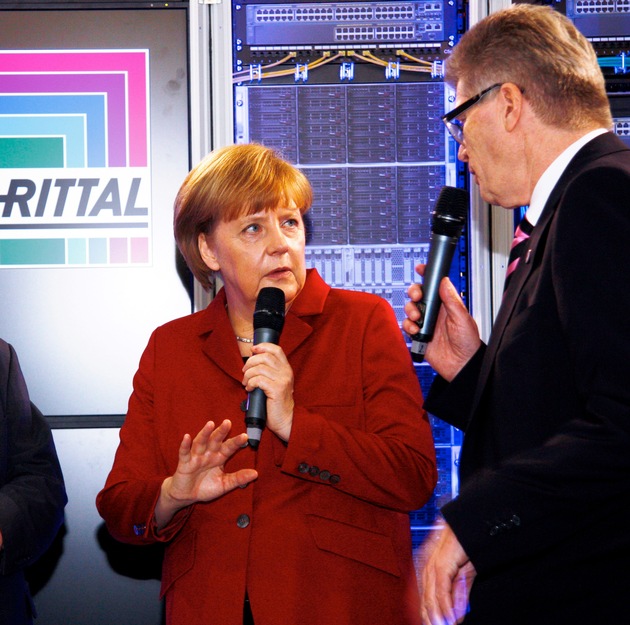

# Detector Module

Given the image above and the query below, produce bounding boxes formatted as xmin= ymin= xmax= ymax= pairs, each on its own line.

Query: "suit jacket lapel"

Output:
xmin=473 ymin=205 xmax=554 ymax=404
xmin=467 ymin=132 xmax=622 ymax=418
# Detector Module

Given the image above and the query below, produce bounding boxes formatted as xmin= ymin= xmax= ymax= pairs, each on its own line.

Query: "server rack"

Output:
xmin=554 ymin=0 xmax=630 ymax=147
xmin=226 ymin=0 xmax=470 ymax=548
xmin=222 ymin=0 xmax=630 ymax=551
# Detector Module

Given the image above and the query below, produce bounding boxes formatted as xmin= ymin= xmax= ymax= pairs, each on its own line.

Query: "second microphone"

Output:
xmin=410 ymin=185 xmax=469 ymax=363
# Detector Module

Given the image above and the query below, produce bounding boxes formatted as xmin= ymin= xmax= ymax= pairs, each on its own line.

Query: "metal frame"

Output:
xmin=190 ymin=0 xmax=233 ymax=312
xmin=467 ymin=0 xmax=513 ymax=341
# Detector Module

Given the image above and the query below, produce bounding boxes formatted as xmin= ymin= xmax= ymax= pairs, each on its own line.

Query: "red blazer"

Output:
xmin=97 ymin=269 xmax=437 ymax=625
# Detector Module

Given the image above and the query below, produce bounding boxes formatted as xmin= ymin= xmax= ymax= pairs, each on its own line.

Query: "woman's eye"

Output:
xmin=283 ymin=216 xmax=301 ymax=228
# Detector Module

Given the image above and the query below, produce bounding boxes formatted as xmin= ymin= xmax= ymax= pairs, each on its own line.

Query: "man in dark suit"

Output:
xmin=0 ymin=339 xmax=67 ymax=624
xmin=403 ymin=4 xmax=630 ymax=624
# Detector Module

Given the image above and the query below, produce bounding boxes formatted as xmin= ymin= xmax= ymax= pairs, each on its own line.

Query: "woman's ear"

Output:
xmin=198 ymin=232 xmax=220 ymax=271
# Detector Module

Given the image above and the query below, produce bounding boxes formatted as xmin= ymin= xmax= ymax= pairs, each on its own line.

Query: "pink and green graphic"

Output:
xmin=0 ymin=50 xmax=151 ymax=267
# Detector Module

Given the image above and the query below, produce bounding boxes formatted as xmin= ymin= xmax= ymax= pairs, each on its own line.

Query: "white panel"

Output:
xmin=0 ymin=9 xmax=192 ymax=416
xmin=32 ymin=428 xmax=163 ymax=625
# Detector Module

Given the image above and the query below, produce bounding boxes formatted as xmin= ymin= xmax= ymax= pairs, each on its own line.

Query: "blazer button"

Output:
xmin=319 ymin=470 xmax=331 ymax=481
xmin=236 ymin=514 xmax=250 ymax=529
xmin=298 ymin=463 xmax=309 ymax=474
xmin=329 ymin=474 xmax=341 ymax=484
xmin=309 ymin=465 xmax=320 ymax=477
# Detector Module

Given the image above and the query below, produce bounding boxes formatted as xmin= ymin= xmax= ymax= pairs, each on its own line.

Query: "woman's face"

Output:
xmin=198 ymin=205 xmax=307 ymax=312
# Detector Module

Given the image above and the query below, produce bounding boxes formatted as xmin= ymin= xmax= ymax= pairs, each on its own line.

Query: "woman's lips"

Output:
xmin=266 ymin=267 xmax=291 ymax=278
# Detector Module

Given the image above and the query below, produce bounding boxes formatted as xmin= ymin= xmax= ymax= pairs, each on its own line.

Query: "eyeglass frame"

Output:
xmin=441 ymin=83 xmax=502 ymax=144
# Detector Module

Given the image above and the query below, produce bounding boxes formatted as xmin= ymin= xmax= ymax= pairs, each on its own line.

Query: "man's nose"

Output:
xmin=458 ymin=142 xmax=468 ymax=162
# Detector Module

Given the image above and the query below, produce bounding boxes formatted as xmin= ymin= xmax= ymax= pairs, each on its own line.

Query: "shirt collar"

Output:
xmin=525 ymin=128 xmax=608 ymax=226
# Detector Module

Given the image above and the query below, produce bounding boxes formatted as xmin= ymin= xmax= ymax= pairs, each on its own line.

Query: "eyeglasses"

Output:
xmin=441 ymin=83 xmax=502 ymax=144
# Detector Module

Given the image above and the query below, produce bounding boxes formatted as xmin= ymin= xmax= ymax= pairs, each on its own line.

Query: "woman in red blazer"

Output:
xmin=96 ymin=143 xmax=437 ymax=625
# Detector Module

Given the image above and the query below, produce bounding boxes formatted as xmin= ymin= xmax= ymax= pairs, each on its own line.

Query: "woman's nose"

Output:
xmin=266 ymin=224 xmax=289 ymax=253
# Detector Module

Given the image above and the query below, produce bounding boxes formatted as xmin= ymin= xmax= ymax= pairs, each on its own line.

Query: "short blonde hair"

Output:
xmin=174 ymin=143 xmax=313 ymax=291
xmin=445 ymin=4 xmax=612 ymax=130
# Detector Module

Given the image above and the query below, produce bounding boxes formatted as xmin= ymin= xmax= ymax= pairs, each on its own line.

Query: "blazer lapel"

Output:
xmin=279 ymin=268 xmax=329 ymax=357
xmin=198 ymin=290 xmax=247 ymax=383
xmin=197 ymin=269 xmax=328 ymax=379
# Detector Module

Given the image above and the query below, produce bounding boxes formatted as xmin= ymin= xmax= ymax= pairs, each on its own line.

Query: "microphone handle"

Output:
xmin=245 ymin=388 xmax=267 ymax=447
xmin=410 ymin=233 xmax=459 ymax=362
xmin=253 ymin=327 xmax=280 ymax=346
xmin=245 ymin=326 xmax=281 ymax=448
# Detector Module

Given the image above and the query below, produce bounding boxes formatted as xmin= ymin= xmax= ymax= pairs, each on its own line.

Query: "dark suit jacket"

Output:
xmin=0 ymin=340 xmax=67 ymax=625
xmin=97 ymin=269 xmax=437 ymax=625
xmin=426 ymin=131 xmax=630 ymax=624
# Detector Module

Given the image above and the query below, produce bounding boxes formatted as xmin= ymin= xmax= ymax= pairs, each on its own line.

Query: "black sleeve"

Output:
xmin=424 ymin=344 xmax=486 ymax=433
xmin=0 ymin=342 xmax=67 ymax=576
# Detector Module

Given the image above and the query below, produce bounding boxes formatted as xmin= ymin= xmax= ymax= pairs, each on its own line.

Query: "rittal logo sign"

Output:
xmin=0 ymin=50 xmax=151 ymax=267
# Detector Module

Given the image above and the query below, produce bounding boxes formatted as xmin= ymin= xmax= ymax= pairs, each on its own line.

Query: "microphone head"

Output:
xmin=253 ymin=287 xmax=286 ymax=333
xmin=431 ymin=186 xmax=469 ymax=238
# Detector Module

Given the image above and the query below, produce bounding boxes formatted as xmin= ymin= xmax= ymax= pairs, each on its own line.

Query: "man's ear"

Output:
xmin=500 ymin=82 xmax=524 ymax=133
xmin=198 ymin=232 xmax=220 ymax=271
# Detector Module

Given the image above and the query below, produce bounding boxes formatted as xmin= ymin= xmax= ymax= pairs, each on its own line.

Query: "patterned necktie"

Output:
xmin=503 ymin=216 xmax=533 ymax=292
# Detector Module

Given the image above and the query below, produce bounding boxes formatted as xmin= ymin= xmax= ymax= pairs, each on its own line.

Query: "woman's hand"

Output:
xmin=242 ymin=343 xmax=295 ymax=442
xmin=403 ymin=264 xmax=481 ymax=382
xmin=155 ymin=419 xmax=257 ymax=530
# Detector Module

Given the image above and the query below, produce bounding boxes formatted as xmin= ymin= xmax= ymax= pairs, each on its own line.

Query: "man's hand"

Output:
xmin=403 ymin=265 xmax=481 ymax=381
xmin=417 ymin=522 xmax=476 ymax=625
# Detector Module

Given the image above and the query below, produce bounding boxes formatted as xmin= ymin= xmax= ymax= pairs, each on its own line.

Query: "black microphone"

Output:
xmin=245 ymin=287 xmax=286 ymax=449
xmin=410 ymin=186 xmax=469 ymax=363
